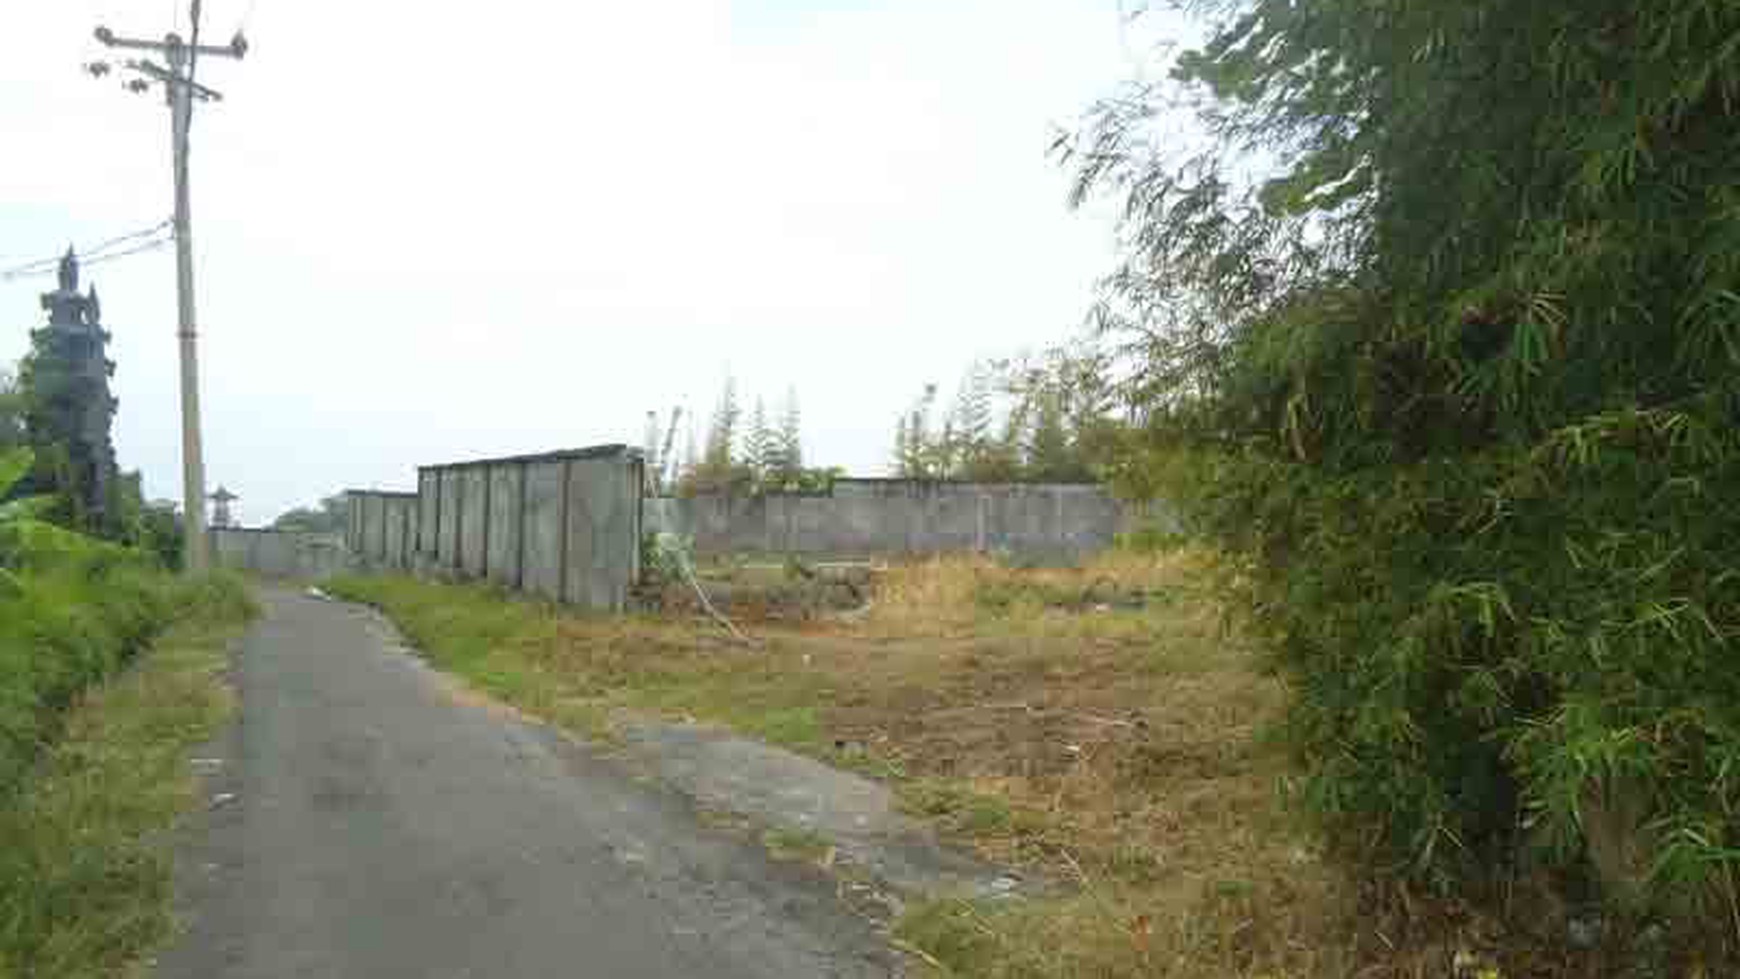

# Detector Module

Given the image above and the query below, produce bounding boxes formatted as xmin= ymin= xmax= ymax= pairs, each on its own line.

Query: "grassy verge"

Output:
xmin=328 ymin=549 xmax=1375 ymax=977
xmin=0 ymin=575 xmax=255 ymax=978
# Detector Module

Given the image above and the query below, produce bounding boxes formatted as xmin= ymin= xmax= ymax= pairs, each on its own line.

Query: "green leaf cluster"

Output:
xmin=1070 ymin=0 xmax=1740 ymax=934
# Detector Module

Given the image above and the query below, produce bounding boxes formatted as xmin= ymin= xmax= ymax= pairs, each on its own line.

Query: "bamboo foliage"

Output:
xmin=1067 ymin=0 xmax=1740 ymax=945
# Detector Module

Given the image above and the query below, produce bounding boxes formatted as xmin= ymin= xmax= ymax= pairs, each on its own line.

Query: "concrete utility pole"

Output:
xmin=93 ymin=3 xmax=246 ymax=573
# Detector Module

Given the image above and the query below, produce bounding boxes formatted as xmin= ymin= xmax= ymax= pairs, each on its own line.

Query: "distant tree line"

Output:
xmin=891 ymin=345 xmax=1123 ymax=483
xmin=645 ymin=382 xmax=842 ymax=498
xmin=634 ymin=350 xmax=1128 ymax=500
xmin=270 ymin=494 xmax=349 ymax=535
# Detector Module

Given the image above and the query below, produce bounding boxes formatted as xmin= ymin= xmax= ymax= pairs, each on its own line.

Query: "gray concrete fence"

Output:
xmin=347 ymin=444 xmax=644 ymax=611
xmin=645 ymin=479 xmax=1164 ymax=561
xmin=222 ymin=446 xmax=1157 ymax=599
xmin=345 ymin=490 xmax=419 ymax=572
xmin=211 ymin=528 xmax=349 ymax=579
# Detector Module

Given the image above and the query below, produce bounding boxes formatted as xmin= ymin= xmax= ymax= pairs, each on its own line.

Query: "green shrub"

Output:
xmin=0 ymin=447 xmax=253 ymax=797
xmin=0 ymin=564 xmax=241 ymax=797
xmin=1068 ymin=0 xmax=1740 ymax=944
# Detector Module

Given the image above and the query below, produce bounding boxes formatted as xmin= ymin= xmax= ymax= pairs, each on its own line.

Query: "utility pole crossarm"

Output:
xmin=94 ymin=26 xmax=247 ymax=60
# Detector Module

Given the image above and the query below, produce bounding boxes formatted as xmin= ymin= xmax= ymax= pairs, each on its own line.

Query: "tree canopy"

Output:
xmin=271 ymin=495 xmax=348 ymax=535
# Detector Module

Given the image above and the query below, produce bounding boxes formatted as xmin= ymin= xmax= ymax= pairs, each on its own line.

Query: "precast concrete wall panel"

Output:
xmin=382 ymin=498 xmax=404 ymax=568
xmin=486 ymin=463 xmax=523 ymax=586
xmin=401 ymin=498 xmax=421 ymax=568
xmin=458 ymin=466 xmax=489 ymax=577
xmin=417 ymin=470 xmax=438 ymax=558
xmin=437 ymin=469 xmax=462 ymax=568
xmin=562 ymin=456 xmax=640 ymax=610
xmin=364 ymin=494 xmax=387 ymax=563
xmin=522 ymin=460 xmax=565 ymax=600
xmin=939 ymin=486 xmax=980 ymax=552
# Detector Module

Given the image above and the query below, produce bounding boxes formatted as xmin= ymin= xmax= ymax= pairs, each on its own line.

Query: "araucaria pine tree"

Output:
xmin=694 ymin=376 xmax=742 ymax=493
xmin=775 ymin=388 xmax=803 ymax=486
xmin=949 ymin=360 xmax=995 ymax=478
xmin=744 ymin=397 xmax=773 ymax=485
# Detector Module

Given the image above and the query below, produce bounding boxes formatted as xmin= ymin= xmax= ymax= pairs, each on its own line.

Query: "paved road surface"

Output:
xmin=153 ymin=588 xmax=896 ymax=979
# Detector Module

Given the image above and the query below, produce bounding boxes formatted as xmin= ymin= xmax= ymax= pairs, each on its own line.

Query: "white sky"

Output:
xmin=1 ymin=0 xmax=1181 ymax=526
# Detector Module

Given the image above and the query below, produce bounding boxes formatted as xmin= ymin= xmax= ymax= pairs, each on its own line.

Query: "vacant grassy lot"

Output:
xmin=329 ymin=549 xmax=1390 ymax=977
xmin=0 ymin=576 xmax=255 ymax=978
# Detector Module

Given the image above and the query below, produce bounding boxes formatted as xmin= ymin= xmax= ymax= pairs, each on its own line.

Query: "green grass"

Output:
xmin=761 ymin=825 xmax=835 ymax=864
xmin=324 ymin=574 xmax=843 ymax=754
xmin=0 ymin=574 xmax=254 ymax=978
xmin=901 ymin=779 xmax=1020 ymax=836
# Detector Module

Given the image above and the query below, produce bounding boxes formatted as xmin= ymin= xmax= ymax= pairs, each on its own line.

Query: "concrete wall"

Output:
xmin=346 ymin=491 xmax=420 ymax=571
xmin=437 ymin=469 xmax=461 ymax=570
xmin=416 ymin=470 xmax=437 ymax=559
xmin=401 ymin=445 xmax=642 ymax=610
xmin=458 ymin=466 xmax=488 ymax=577
xmin=645 ymin=479 xmax=1166 ymax=561
xmin=485 ymin=463 xmax=521 ymax=587
xmin=521 ymin=460 xmax=565 ymax=600
xmin=344 ymin=446 xmax=642 ymax=610
xmin=564 ymin=455 xmax=641 ymax=610
xmin=211 ymin=528 xmax=348 ymax=579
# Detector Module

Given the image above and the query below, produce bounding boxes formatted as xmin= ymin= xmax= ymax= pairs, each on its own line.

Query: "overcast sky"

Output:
xmin=2 ymin=0 xmax=1178 ymax=526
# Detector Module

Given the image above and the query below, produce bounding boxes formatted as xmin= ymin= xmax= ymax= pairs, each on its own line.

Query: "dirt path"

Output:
xmin=151 ymin=588 xmax=897 ymax=979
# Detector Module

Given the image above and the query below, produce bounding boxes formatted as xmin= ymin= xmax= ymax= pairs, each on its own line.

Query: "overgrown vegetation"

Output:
xmin=0 ymin=444 xmax=256 ymax=975
xmin=0 ymin=446 xmax=248 ymax=793
xmin=327 ymin=553 xmax=1372 ymax=977
xmin=1059 ymin=0 xmax=1740 ymax=959
xmin=0 ymin=577 xmax=252 ymax=978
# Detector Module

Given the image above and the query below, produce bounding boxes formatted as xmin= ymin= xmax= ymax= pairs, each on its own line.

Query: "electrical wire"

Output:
xmin=0 ymin=220 xmax=172 ymax=276
xmin=0 ymin=231 xmax=173 ymax=282
xmin=77 ymin=234 xmax=174 ymax=269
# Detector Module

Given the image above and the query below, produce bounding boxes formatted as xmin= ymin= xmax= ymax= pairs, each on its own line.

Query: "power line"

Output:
xmin=0 ymin=234 xmax=173 ymax=282
xmin=1 ymin=220 xmax=171 ymax=274
xmin=0 ymin=221 xmax=174 ymax=281
xmin=74 ymin=234 xmax=175 ymax=269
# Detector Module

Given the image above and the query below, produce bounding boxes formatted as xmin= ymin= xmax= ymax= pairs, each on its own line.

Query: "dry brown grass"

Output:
xmin=332 ymin=551 xmax=1514 ymax=978
xmin=788 ymin=550 xmax=1354 ymax=977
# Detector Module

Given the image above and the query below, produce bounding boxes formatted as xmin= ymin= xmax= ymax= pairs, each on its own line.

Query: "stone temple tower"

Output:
xmin=27 ymin=248 xmax=119 ymax=528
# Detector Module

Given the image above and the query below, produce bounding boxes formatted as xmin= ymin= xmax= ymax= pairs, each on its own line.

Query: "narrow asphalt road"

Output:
xmin=152 ymin=588 xmax=897 ymax=979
